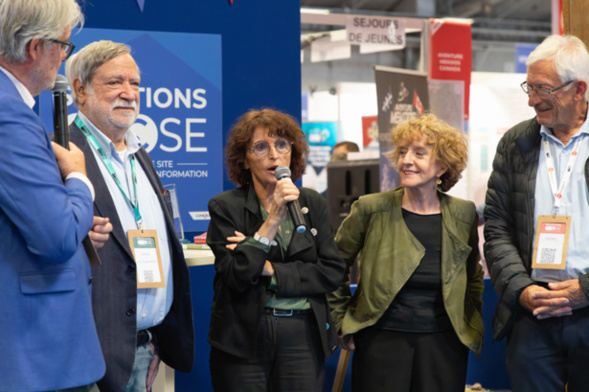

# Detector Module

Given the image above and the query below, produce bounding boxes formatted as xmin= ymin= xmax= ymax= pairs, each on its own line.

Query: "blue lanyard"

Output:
xmin=75 ymin=116 xmax=144 ymax=229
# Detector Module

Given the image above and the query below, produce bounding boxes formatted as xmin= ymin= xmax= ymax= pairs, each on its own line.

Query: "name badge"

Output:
xmin=531 ymin=215 xmax=571 ymax=270
xmin=128 ymin=229 xmax=166 ymax=288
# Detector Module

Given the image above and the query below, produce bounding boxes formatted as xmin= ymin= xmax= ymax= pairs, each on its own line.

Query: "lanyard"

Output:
xmin=542 ymin=136 xmax=581 ymax=214
xmin=75 ymin=116 xmax=144 ymax=229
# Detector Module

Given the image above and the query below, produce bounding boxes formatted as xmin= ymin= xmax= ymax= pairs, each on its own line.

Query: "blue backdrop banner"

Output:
xmin=40 ymin=28 xmax=222 ymax=233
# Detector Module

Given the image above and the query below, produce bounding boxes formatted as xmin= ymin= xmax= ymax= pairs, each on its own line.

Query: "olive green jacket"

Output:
xmin=328 ymin=187 xmax=484 ymax=356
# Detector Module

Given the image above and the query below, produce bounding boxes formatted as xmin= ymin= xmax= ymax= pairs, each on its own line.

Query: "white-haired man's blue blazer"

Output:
xmin=0 ymin=70 xmax=105 ymax=391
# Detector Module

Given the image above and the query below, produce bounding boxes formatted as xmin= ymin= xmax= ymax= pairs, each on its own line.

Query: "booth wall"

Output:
xmin=81 ymin=0 xmax=302 ymax=193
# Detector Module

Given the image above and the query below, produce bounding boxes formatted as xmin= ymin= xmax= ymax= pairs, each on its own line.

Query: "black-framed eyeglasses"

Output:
xmin=520 ymin=80 xmax=575 ymax=97
xmin=47 ymin=38 xmax=76 ymax=60
xmin=249 ymin=138 xmax=293 ymax=158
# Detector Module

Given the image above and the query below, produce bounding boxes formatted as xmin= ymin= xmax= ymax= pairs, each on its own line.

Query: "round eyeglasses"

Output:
xmin=520 ymin=80 xmax=575 ymax=97
xmin=249 ymin=138 xmax=292 ymax=158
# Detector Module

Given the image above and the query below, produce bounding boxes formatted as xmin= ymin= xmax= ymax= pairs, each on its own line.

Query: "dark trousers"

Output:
xmin=506 ymin=306 xmax=589 ymax=392
xmin=351 ymin=327 xmax=468 ymax=392
xmin=210 ymin=312 xmax=324 ymax=392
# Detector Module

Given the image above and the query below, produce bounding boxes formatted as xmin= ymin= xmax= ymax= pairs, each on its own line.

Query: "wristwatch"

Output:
xmin=254 ymin=232 xmax=270 ymax=246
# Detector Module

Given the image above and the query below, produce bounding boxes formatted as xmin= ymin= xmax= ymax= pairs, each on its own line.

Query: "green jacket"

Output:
xmin=328 ymin=187 xmax=484 ymax=356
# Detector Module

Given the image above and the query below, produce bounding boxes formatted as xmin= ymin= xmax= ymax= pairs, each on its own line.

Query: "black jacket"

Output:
xmin=484 ymin=117 xmax=589 ymax=340
xmin=206 ymin=183 xmax=345 ymax=359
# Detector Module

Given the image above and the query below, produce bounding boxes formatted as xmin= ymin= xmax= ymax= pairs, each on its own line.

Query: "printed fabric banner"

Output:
xmin=301 ymin=121 xmax=338 ymax=194
xmin=374 ymin=66 xmax=429 ymax=192
xmin=429 ymin=19 xmax=472 ymax=120
xmin=361 ymin=115 xmax=378 ymax=149
xmin=40 ymin=28 xmax=222 ymax=233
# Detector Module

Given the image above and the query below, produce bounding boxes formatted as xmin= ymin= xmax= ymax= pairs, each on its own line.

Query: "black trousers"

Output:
xmin=351 ymin=327 xmax=468 ymax=392
xmin=210 ymin=311 xmax=324 ymax=392
xmin=506 ymin=306 xmax=589 ymax=392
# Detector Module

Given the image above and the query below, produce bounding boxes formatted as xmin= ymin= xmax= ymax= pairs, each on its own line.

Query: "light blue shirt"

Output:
xmin=77 ymin=111 xmax=173 ymax=330
xmin=533 ymin=111 xmax=589 ymax=283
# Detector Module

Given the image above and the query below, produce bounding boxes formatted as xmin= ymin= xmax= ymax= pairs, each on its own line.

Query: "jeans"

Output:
xmin=124 ymin=343 xmax=155 ymax=392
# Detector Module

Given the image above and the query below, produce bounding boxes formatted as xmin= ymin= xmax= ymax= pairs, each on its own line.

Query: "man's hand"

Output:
xmin=519 ymin=280 xmax=589 ymax=320
xmin=52 ymin=141 xmax=86 ymax=178
xmin=545 ymin=279 xmax=589 ymax=310
xmin=89 ymin=217 xmax=112 ymax=249
xmin=146 ymin=342 xmax=161 ymax=392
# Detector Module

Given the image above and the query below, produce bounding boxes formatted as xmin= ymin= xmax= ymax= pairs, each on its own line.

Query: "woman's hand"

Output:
xmin=341 ymin=334 xmax=355 ymax=351
xmin=261 ymin=260 xmax=274 ymax=276
xmin=267 ymin=179 xmax=300 ymax=221
xmin=226 ymin=231 xmax=274 ymax=277
xmin=225 ymin=231 xmax=246 ymax=251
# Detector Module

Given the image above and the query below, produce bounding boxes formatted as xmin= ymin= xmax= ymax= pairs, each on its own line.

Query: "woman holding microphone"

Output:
xmin=206 ymin=108 xmax=345 ymax=392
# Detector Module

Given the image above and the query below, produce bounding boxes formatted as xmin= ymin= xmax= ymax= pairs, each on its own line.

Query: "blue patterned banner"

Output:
xmin=40 ymin=28 xmax=223 ymax=233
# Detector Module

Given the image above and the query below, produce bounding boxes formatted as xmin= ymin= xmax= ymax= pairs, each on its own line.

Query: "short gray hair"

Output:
xmin=65 ymin=40 xmax=132 ymax=106
xmin=527 ymin=35 xmax=589 ymax=100
xmin=0 ymin=0 xmax=83 ymax=63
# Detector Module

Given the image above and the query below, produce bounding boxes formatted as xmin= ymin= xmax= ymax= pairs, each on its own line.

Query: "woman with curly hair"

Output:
xmin=329 ymin=113 xmax=484 ymax=392
xmin=206 ymin=108 xmax=345 ymax=391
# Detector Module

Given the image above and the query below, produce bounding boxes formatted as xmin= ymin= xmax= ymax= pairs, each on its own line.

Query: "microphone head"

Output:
xmin=52 ymin=74 xmax=69 ymax=92
xmin=274 ymin=165 xmax=291 ymax=180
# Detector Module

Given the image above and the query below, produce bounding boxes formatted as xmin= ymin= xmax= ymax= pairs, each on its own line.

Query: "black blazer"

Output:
xmin=206 ymin=183 xmax=345 ymax=359
xmin=70 ymin=124 xmax=195 ymax=392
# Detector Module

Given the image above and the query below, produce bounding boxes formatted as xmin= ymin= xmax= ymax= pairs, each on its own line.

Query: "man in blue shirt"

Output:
xmin=485 ymin=34 xmax=589 ymax=392
xmin=65 ymin=40 xmax=194 ymax=392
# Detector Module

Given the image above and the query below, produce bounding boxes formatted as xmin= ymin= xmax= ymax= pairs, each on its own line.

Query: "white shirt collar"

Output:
xmin=0 ymin=64 xmax=36 ymax=108
xmin=77 ymin=111 xmax=142 ymax=157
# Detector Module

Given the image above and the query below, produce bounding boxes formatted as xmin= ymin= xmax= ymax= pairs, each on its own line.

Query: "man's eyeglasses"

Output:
xmin=520 ymin=80 xmax=575 ymax=97
xmin=249 ymin=138 xmax=292 ymax=158
xmin=47 ymin=38 xmax=76 ymax=60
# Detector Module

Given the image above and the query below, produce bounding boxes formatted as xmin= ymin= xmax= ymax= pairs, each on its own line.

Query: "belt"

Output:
xmin=137 ymin=329 xmax=151 ymax=346
xmin=264 ymin=308 xmax=312 ymax=317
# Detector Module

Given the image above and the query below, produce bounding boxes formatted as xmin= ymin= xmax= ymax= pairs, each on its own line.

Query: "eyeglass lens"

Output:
xmin=49 ymin=39 xmax=74 ymax=59
xmin=522 ymin=80 xmax=572 ymax=96
xmin=252 ymin=138 xmax=291 ymax=157
xmin=522 ymin=82 xmax=546 ymax=95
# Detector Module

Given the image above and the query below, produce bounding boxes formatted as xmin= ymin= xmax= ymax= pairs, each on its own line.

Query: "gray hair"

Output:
xmin=0 ymin=0 xmax=83 ymax=63
xmin=527 ymin=35 xmax=589 ymax=99
xmin=65 ymin=40 xmax=132 ymax=106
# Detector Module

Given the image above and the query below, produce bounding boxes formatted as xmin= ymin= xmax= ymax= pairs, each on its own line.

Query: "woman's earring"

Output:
xmin=436 ymin=178 xmax=442 ymax=185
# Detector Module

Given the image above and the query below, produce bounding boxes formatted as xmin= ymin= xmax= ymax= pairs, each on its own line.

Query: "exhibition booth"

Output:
xmin=33 ymin=2 xmax=546 ymax=390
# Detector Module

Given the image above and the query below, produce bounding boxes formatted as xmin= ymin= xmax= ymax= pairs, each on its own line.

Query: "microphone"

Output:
xmin=52 ymin=74 xmax=69 ymax=148
xmin=51 ymin=75 xmax=101 ymax=266
xmin=274 ymin=165 xmax=307 ymax=233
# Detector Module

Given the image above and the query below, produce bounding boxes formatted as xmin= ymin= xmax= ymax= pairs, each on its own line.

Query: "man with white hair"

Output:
xmin=485 ymin=34 xmax=589 ymax=391
xmin=0 ymin=0 xmax=106 ymax=391
xmin=66 ymin=40 xmax=194 ymax=392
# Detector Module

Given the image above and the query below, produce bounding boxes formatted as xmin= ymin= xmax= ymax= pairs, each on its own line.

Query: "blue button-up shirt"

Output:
xmin=78 ymin=111 xmax=173 ymax=330
xmin=533 ymin=111 xmax=589 ymax=283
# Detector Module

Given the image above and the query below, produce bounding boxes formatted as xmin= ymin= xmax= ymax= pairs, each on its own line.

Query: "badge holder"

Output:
xmin=128 ymin=229 xmax=166 ymax=288
xmin=531 ymin=215 xmax=571 ymax=270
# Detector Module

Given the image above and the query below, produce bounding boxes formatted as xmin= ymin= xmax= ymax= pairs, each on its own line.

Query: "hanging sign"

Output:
xmin=346 ymin=16 xmax=405 ymax=48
